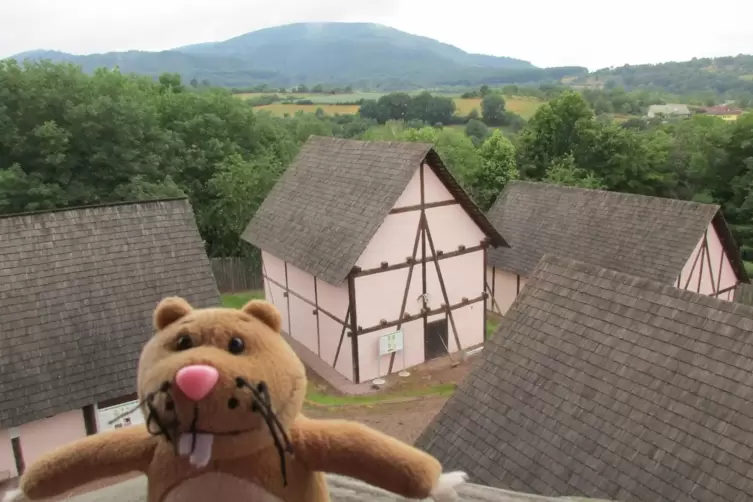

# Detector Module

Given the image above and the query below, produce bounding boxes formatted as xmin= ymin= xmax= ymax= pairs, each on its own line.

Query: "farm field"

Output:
xmin=241 ymin=92 xmax=546 ymax=119
xmin=454 ymin=96 xmax=543 ymax=118
xmin=255 ymin=103 xmax=361 ymax=115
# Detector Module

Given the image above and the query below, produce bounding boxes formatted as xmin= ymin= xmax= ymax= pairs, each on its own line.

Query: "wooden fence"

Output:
xmin=211 ymin=257 xmax=263 ymax=293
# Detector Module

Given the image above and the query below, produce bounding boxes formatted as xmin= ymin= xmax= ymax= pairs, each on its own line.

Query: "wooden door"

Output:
xmin=424 ymin=318 xmax=449 ymax=361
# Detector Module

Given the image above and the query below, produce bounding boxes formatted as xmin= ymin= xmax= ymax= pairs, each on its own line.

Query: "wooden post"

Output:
xmin=332 ymin=306 xmax=351 ymax=368
xmin=388 ymin=219 xmax=423 ymax=374
xmin=483 ymin=246 xmax=488 ymax=341
xmin=704 ymin=232 xmax=717 ymax=294
xmin=491 ymin=267 xmax=496 ymax=312
xmin=420 ymin=163 xmax=429 ymax=356
xmin=423 ymin=212 xmax=462 ymax=353
xmin=284 ymin=262 xmax=292 ymax=336
xmin=697 ymin=239 xmax=706 ymax=293
xmin=347 ymin=274 xmax=360 ymax=384
xmin=485 ymin=280 xmax=503 ymax=317
xmin=683 ymin=242 xmax=703 ymax=290
xmin=314 ymin=277 xmax=321 ymax=356
xmin=716 ymin=245 xmax=725 ymax=293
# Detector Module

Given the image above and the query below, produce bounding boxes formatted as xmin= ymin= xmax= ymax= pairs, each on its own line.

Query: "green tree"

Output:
xmin=516 ymin=90 xmax=595 ymax=178
xmin=464 ymin=119 xmax=489 ymax=146
xmin=465 ymin=130 xmax=519 ymax=210
xmin=543 ymin=154 xmax=606 ymax=189
xmin=481 ymin=93 xmax=506 ymax=126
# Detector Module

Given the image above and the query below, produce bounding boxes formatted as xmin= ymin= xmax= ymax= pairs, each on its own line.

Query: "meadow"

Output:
xmin=238 ymin=92 xmax=546 ymax=119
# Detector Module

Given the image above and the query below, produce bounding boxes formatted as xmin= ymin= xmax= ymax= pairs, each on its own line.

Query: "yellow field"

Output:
xmin=741 ymin=75 xmax=753 ymax=81
xmin=453 ymin=97 xmax=544 ymax=119
xmin=251 ymin=96 xmax=545 ymax=120
xmin=255 ymin=104 xmax=361 ymax=116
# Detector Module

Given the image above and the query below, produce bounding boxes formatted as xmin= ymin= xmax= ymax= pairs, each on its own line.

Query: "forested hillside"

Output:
xmin=1 ymin=60 xmax=752 ymax=267
xmin=9 ymin=22 xmax=585 ymax=90
xmin=566 ymin=54 xmax=753 ymax=102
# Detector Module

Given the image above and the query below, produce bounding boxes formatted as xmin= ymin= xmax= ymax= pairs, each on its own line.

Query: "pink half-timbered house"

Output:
xmin=485 ymin=181 xmax=749 ymax=316
xmin=242 ymin=136 xmax=508 ymax=384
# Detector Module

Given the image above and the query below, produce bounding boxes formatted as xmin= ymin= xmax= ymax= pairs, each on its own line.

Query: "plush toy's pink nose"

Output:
xmin=175 ymin=365 xmax=219 ymax=401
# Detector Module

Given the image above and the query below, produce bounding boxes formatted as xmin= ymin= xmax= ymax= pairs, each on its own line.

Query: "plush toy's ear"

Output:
xmin=242 ymin=300 xmax=282 ymax=333
xmin=154 ymin=297 xmax=193 ymax=330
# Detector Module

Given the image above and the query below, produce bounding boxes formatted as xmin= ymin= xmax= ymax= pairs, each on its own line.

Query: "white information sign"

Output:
xmin=97 ymin=400 xmax=145 ymax=432
xmin=378 ymin=330 xmax=404 ymax=356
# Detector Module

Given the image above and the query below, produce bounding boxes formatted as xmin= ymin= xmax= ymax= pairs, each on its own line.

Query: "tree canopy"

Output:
xmin=2 ymin=60 xmax=753 ymax=271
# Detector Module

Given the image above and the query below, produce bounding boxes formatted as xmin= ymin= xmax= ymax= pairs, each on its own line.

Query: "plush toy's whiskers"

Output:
xmin=237 ymin=377 xmax=295 ymax=486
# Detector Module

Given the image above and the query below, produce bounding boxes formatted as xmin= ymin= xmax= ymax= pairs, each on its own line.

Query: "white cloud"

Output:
xmin=2 ymin=0 xmax=752 ymax=69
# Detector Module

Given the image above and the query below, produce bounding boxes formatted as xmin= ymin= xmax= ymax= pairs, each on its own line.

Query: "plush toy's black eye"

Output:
xmin=228 ymin=337 xmax=245 ymax=355
xmin=175 ymin=335 xmax=193 ymax=351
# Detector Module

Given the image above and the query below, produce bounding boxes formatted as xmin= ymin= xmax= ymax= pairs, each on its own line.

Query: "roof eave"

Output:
xmin=711 ymin=210 xmax=750 ymax=284
xmin=423 ymin=149 xmax=510 ymax=249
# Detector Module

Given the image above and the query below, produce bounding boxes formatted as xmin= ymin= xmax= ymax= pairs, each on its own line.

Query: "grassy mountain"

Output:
xmin=8 ymin=22 xmax=587 ymax=90
xmin=565 ymin=54 xmax=753 ymax=97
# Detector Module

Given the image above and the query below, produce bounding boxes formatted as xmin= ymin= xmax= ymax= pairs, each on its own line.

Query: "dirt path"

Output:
xmin=303 ymin=394 xmax=450 ymax=444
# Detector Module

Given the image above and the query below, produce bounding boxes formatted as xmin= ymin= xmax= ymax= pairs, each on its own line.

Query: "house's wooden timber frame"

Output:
xmin=485 ymin=267 xmax=523 ymax=316
xmin=676 ymin=229 xmax=741 ymax=299
xmin=261 ymin=162 xmax=489 ymax=384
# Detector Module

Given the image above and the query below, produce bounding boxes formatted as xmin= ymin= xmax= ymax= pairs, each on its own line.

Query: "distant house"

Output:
xmin=242 ymin=136 xmax=507 ymax=385
xmin=417 ymin=254 xmax=753 ymax=502
xmin=0 ymin=199 xmax=219 ymax=480
xmin=484 ymin=181 xmax=748 ymax=316
xmin=646 ymin=103 xmax=691 ymax=118
xmin=702 ymin=105 xmax=744 ymax=121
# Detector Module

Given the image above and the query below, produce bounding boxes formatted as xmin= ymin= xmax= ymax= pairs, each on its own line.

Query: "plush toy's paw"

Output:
xmin=430 ymin=471 xmax=468 ymax=501
xmin=2 ymin=488 xmax=23 ymax=502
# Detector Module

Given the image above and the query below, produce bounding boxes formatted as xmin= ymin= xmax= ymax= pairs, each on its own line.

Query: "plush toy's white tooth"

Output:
xmin=2 ymin=488 xmax=22 ymax=502
xmin=188 ymin=433 xmax=214 ymax=468
xmin=178 ymin=434 xmax=193 ymax=456
xmin=430 ymin=471 xmax=468 ymax=501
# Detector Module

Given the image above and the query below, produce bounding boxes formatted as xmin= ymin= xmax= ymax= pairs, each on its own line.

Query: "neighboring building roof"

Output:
xmin=416 ymin=254 xmax=753 ymax=502
xmin=57 ymin=474 xmax=618 ymax=502
xmin=647 ymin=103 xmax=691 ymax=116
xmin=241 ymin=136 xmax=508 ymax=286
xmin=0 ymin=198 xmax=220 ymax=428
xmin=703 ymin=105 xmax=743 ymax=115
xmin=486 ymin=181 xmax=748 ymax=284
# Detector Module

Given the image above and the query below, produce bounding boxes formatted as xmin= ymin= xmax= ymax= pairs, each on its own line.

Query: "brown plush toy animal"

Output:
xmin=6 ymin=297 xmax=467 ymax=502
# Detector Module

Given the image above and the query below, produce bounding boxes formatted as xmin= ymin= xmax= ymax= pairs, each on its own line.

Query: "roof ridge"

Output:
xmin=503 ymin=181 xmax=721 ymax=211
xmin=307 ymin=134 xmax=435 ymax=150
xmin=0 ymin=197 xmax=189 ymax=220
xmin=536 ymin=253 xmax=753 ymax=316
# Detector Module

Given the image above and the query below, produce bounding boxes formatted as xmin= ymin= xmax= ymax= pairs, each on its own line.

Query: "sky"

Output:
xmin=3 ymin=0 xmax=753 ymax=70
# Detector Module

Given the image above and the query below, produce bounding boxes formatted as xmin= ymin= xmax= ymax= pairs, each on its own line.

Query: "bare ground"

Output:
xmin=303 ymin=394 xmax=450 ymax=444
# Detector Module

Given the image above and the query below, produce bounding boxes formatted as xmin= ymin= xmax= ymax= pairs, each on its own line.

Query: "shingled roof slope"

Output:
xmin=0 ymin=198 xmax=220 ymax=428
xmin=416 ymin=254 xmax=753 ymax=502
xmin=55 ymin=473 xmax=616 ymax=502
xmin=242 ymin=136 xmax=507 ymax=285
xmin=486 ymin=181 xmax=748 ymax=284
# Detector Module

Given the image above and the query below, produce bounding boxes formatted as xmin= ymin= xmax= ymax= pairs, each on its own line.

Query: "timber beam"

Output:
xmin=712 ymin=283 xmax=738 ymax=297
xmin=389 ymin=199 xmax=459 ymax=214
xmin=351 ymin=293 xmax=487 ymax=337
xmin=351 ymin=240 xmax=488 ymax=278
xmin=262 ymin=274 xmax=347 ymax=326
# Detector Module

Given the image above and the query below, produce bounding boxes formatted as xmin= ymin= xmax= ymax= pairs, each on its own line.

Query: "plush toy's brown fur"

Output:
xmin=10 ymin=298 xmax=466 ymax=502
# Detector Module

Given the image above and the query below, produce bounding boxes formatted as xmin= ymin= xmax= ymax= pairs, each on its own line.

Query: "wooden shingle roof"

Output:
xmin=486 ymin=181 xmax=748 ymax=284
xmin=0 ymin=198 xmax=220 ymax=428
xmin=416 ymin=254 xmax=753 ymax=502
xmin=241 ymin=136 xmax=507 ymax=285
